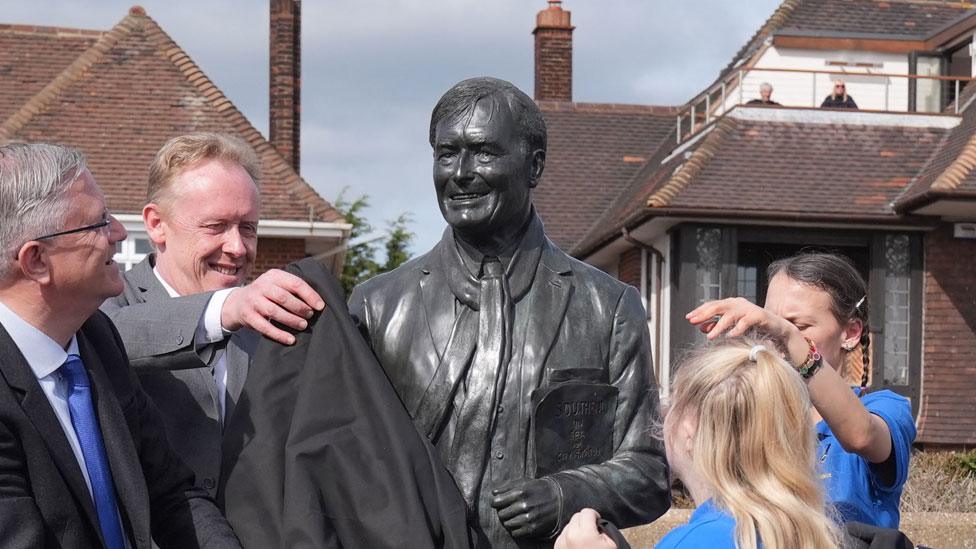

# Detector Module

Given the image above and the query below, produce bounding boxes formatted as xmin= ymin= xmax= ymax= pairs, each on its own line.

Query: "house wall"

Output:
xmin=617 ymin=247 xmax=642 ymax=289
xmin=252 ymin=237 xmax=308 ymax=279
xmin=723 ymin=47 xmax=914 ymax=112
xmin=917 ymin=223 xmax=976 ymax=447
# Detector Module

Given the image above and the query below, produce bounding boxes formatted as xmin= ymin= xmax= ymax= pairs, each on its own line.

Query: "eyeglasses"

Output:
xmin=835 ymin=85 xmax=846 ymax=89
xmin=33 ymin=212 xmax=111 ymax=241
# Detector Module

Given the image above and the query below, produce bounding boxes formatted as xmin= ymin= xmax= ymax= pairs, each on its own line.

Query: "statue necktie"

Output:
xmin=450 ymin=256 xmax=513 ymax=504
xmin=61 ymin=355 xmax=126 ymax=549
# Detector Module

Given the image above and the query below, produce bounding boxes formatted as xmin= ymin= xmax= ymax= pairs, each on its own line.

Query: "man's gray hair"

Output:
xmin=0 ymin=143 xmax=87 ymax=278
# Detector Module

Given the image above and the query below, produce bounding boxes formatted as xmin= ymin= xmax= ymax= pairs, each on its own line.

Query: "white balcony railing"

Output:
xmin=676 ymin=67 xmax=975 ymax=144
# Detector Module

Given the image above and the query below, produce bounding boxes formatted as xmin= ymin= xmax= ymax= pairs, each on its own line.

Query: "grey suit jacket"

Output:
xmin=349 ymin=226 xmax=670 ymax=546
xmin=100 ymin=255 xmax=255 ymax=498
xmin=0 ymin=311 xmax=240 ymax=548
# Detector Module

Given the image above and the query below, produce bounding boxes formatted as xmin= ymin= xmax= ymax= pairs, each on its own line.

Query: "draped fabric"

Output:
xmin=220 ymin=258 xmax=473 ymax=549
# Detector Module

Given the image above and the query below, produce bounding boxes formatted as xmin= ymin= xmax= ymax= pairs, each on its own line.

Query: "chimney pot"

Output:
xmin=533 ymin=0 xmax=574 ymax=102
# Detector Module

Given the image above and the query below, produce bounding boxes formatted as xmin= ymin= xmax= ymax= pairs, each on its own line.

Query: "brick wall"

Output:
xmin=617 ymin=247 xmax=642 ymax=290
xmin=533 ymin=2 xmax=573 ymax=102
xmin=269 ymin=0 xmax=301 ymax=170
xmin=251 ymin=237 xmax=307 ymax=280
xmin=917 ymin=224 xmax=976 ymax=446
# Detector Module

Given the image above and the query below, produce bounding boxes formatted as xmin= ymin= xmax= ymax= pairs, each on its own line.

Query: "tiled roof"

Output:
xmin=573 ymin=107 xmax=952 ymax=257
xmin=720 ymin=1 xmax=975 ymax=85
xmin=0 ymin=24 xmax=100 ymax=121
xmin=777 ymin=0 xmax=973 ymax=38
xmin=533 ymin=102 xmax=678 ymax=250
xmin=895 ymin=84 xmax=976 ymax=210
xmin=0 ymin=9 xmax=342 ymax=224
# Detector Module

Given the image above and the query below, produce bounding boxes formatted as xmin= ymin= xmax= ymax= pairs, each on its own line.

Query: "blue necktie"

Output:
xmin=62 ymin=354 xmax=126 ymax=549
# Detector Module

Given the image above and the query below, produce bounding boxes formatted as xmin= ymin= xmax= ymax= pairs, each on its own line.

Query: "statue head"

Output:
xmin=429 ymin=77 xmax=547 ymax=250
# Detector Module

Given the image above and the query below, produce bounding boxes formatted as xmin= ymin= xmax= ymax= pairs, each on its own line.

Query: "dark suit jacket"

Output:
xmin=100 ymin=255 xmax=254 ymax=497
xmin=220 ymin=258 xmax=472 ymax=548
xmin=349 ymin=228 xmax=671 ymax=543
xmin=0 ymin=311 xmax=239 ymax=548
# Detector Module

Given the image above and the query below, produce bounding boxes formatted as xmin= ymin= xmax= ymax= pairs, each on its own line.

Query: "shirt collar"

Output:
xmin=152 ymin=266 xmax=181 ymax=298
xmin=691 ymin=499 xmax=726 ymax=521
xmin=0 ymin=299 xmax=80 ymax=380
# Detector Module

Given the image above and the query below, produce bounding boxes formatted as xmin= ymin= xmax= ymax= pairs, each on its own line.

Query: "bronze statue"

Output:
xmin=349 ymin=77 xmax=670 ymax=547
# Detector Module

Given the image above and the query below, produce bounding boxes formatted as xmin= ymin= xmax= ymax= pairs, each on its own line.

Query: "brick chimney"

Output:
xmin=269 ymin=0 xmax=301 ymax=171
xmin=533 ymin=0 xmax=574 ymax=102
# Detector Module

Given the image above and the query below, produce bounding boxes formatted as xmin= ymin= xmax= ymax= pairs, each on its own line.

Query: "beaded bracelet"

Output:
xmin=795 ymin=337 xmax=823 ymax=379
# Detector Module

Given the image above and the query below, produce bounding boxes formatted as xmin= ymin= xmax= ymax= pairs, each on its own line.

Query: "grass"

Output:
xmin=901 ymin=450 xmax=976 ymax=513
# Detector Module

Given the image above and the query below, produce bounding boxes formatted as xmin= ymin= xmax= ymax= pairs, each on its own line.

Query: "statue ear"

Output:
xmin=528 ymin=149 xmax=545 ymax=188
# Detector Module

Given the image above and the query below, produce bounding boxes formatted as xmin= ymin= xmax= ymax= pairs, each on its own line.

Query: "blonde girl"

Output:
xmin=556 ymin=338 xmax=841 ymax=549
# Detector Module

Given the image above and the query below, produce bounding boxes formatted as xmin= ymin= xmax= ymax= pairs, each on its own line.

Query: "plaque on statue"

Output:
xmin=531 ymin=381 xmax=618 ymax=477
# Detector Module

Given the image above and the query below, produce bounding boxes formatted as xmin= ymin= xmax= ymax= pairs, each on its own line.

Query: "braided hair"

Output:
xmin=767 ymin=253 xmax=870 ymax=389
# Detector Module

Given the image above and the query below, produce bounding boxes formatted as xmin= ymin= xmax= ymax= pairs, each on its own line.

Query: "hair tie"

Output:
xmin=749 ymin=344 xmax=766 ymax=362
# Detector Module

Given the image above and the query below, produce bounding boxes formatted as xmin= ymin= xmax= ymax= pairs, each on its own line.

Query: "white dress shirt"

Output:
xmin=152 ymin=267 xmax=234 ymax=421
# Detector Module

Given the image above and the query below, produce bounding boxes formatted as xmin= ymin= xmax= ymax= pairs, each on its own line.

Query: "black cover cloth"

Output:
xmin=219 ymin=258 xmax=473 ymax=548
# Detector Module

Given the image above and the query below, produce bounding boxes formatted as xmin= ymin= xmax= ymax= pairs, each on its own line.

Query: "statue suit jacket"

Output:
xmin=349 ymin=225 xmax=671 ymax=542
xmin=100 ymin=255 xmax=255 ymax=497
xmin=0 ymin=311 xmax=239 ymax=548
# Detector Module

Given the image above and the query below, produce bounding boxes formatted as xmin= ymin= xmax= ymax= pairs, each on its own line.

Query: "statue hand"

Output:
xmin=490 ymin=477 xmax=559 ymax=539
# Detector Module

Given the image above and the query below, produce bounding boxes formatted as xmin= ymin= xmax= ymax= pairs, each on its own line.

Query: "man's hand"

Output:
xmin=554 ymin=509 xmax=618 ymax=549
xmin=490 ymin=478 xmax=560 ymax=539
xmin=221 ymin=268 xmax=325 ymax=345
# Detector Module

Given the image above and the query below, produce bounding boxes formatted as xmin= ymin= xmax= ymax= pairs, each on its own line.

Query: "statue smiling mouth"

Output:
xmin=450 ymin=191 xmax=490 ymax=201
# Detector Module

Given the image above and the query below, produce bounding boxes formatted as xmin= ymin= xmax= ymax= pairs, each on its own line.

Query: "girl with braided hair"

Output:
xmin=685 ymin=252 xmax=915 ymax=529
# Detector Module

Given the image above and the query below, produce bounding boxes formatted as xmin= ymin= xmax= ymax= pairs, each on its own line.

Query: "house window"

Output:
xmin=882 ymin=234 xmax=911 ymax=386
xmin=736 ymin=264 xmax=758 ymax=303
xmin=695 ymin=227 xmax=722 ymax=304
xmin=114 ymin=234 xmax=152 ymax=271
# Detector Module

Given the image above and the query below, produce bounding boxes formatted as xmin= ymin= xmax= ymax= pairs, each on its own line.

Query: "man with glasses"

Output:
xmin=100 ymin=132 xmax=325 ymax=501
xmin=821 ymin=78 xmax=858 ymax=109
xmin=0 ymin=142 xmax=239 ymax=547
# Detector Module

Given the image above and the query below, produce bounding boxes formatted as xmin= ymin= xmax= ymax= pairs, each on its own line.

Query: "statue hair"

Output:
xmin=428 ymin=77 xmax=547 ymax=154
xmin=669 ymin=338 xmax=842 ymax=549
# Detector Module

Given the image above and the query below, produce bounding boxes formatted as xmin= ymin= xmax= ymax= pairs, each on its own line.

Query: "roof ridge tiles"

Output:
xmin=0 ymin=23 xmax=104 ymax=38
xmin=538 ymin=101 xmax=680 ymax=114
xmin=0 ymin=14 xmax=136 ymax=142
xmin=646 ymin=116 xmax=738 ymax=208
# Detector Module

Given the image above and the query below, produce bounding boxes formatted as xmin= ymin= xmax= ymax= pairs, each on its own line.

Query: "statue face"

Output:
xmin=432 ymin=97 xmax=536 ymax=240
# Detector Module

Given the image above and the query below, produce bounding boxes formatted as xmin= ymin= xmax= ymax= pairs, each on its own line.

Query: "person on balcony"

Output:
xmin=747 ymin=82 xmax=780 ymax=106
xmin=821 ymin=79 xmax=858 ymax=109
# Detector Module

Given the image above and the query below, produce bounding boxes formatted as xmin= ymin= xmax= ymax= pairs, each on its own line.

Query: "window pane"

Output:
xmin=737 ymin=264 xmax=757 ymax=303
xmin=883 ymin=234 xmax=911 ymax=386
xmin=695 ymin=228 xmax=722 ymax=305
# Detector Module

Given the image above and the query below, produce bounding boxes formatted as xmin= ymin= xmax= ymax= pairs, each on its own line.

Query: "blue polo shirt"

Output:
xmin=816 ymin=389 xmax=915 ymax=529
xmin=655 ymin=499 xmax=738 ymax=548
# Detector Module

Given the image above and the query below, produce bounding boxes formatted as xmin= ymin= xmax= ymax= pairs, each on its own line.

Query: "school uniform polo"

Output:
xmin=816 ymin=389 xmax=915 ymax=529
xmin=655 ymin=499 xmax=738 ymax=548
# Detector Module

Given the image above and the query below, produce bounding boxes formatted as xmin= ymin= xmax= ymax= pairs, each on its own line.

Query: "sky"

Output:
xmin=3 ymin=0 xmax=781 ymax=255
